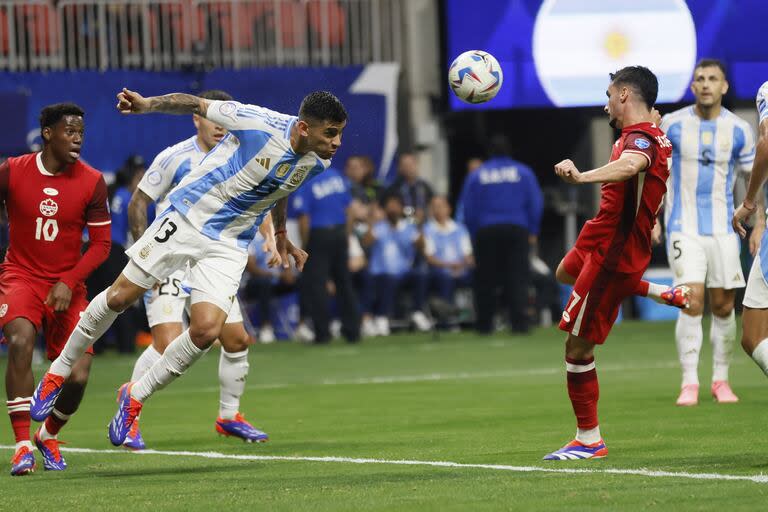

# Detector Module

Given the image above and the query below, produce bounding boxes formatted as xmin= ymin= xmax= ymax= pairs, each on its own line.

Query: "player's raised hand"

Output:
xmin=116 ymin=88 xmax=150 ymax=114
xmin=732 ymin=201 xmax=756 ymax=239
xmin=45 ymin=281 xmax=72 ymax=312
xmin=554 ymin=159 xmax=581 ymax=184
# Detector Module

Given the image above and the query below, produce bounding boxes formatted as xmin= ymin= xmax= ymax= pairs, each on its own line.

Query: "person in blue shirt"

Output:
xmin=362 ymin=192 xmax=431 ymax=335
xmin=291 ymin=167 xmax=361 ymax=344
xmin=458 ymin=134 xmax=543 ymax=334
xmin=423 ymin=196 xmax=474 ymax=304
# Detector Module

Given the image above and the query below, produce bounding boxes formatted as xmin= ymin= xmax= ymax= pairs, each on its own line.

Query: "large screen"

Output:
xmin=445 ymin=0 xmax=768 ymax=110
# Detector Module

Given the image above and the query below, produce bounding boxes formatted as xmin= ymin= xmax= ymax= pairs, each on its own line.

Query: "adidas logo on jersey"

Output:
xmin=255 ymin=158 xmax=272 ymax=170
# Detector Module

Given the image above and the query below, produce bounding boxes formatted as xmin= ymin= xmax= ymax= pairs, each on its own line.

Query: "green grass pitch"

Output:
xmin=1 ymin=320 xmax=767 ymax=511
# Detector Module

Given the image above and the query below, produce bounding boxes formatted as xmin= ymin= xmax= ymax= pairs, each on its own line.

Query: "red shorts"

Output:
xmin=558 ymin=247 xmax=642 ymax=345
xmin=0 ymin=270 xmax=92 ymax=361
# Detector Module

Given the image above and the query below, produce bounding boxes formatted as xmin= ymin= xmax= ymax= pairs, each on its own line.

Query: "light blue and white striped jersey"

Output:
xmin=368 ymin=220 xmax=419 ymax=276
xmin=758 ymin=81 xmax=768 ymax=125
xmin=661 ymin=106 xmax=756 ymax=236
xmin=422 ymin=219 xmax=472 ymax=272
xmin=138 ymin=135 xmax=204 ymax=215
xmin=167 ymin=100 xmax=330 ymax=249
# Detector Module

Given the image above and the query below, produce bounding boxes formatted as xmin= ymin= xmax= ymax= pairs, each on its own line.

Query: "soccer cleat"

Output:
xmin=711 ymin=381 xmax=739 ymax=403
xmin=676 ymin=384 xmax=699 ymax=406
xmin=660 ymin=285 xmax=691 ymax=309
xmin=33 ymin=429 xmax=67 ymax=471
xmin=10 ymin=446 xmax=36 ymax=476
xmin=543 ymin=439 xmax=608 ymax=460
xmin=215 ymin=413 xmax=269 ymax=443
xmin=122 ymin=418 xmax=146 ymax=451
xmin=30 ymin=372 xmax=65 ymax=421
xmin=108 ymin=383 xmax=143 ymax=447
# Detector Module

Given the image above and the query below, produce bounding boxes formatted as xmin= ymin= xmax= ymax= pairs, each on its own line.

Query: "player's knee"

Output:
xmin=6 ymin=333 xmax=35 ymax=365
xmin=711 ymin=302 xmax=734 ymax=318
xmin=189 ymin=321 xmax=222 ymax=347
xmin=564 ymin=335 xmax=594 ymax=360
xmin=222 ymin=333 xmax=250 ymax=352
xmin=106 ymin=288 xmax=133 ymax=312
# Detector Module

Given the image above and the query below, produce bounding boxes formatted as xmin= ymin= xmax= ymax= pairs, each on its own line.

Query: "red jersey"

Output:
xmin=574 ymin=122 xmax=672 ymax=274
xmin=0 ymin=153 xmax=111 ymax=287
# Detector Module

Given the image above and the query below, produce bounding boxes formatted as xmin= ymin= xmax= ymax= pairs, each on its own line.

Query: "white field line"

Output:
xmin=88 ymin=359 xmax=686 ymax=397
xmin=1 ymin=445 xmax=766 ymax=484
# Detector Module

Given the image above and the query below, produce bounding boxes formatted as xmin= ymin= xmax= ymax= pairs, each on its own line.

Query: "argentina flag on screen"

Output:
xmin=168 ymin=100 xmax=329 ymax=249
xmin=532 ymin=0 xmax=697 ymax=107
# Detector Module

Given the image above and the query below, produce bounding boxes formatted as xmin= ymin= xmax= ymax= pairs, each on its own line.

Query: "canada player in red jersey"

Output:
xmin=543 ymin=67 xmax=673 ymax=460
xmin=0 ymin=103 xmax=111 ymax=475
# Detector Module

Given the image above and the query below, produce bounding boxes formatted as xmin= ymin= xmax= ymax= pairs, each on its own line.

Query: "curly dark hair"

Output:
xmin=299 ymin=91 xmax=348 ymax=124
xmin=609 ymin=66 xmax=658 ymax=108
xmin=39 ymin=102 xmax=85 ymax=131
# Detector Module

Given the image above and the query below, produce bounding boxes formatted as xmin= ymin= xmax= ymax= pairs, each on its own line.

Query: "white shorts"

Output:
xmin=743 ymin=253 xmax=768 ymax=308
xmin=666 ymin=231 xmax=745 ymax=289
xmin=144 ymin=286 xmax=244 ymax=327
xmin=126 ymin=209 xmax=247 ymax=313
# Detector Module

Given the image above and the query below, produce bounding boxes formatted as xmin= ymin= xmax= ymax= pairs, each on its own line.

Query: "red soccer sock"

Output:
xmin=566 ymin=357 xmax=599 ymax=430
xmin=7 ymin=398 xmax=32 ymax=444
xmin=44 ymin=409 xmax=70 ymax=437
xmin=633 ymin=280 xmax=650 ymax=297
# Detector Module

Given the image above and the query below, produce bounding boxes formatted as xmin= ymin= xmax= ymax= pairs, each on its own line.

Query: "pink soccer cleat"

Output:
xmin=711 ymin=381 xmax=739 ymax=403
xmin=660 ymin=285 xmax=691 ymax=309
xmin=676 ymin=384 xmax=699 ymax=406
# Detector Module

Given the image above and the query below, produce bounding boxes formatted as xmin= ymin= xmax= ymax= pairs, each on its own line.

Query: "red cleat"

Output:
xmin=661 ymin=285 xmax=691 ymax=309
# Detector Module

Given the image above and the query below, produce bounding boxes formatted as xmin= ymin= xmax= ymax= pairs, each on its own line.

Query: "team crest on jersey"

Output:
xmin=146 ymin=170 xmax=162 ymax=186
xmin=275 ymin=163 xmax=291 ymax=178
xmin=39 ymin=198 xmax=58 ymax=217
xmin=701 ymin=131 xmax=714 ymax=145
xmin=218 ymin=101 xmax=238 ymax=123
xmin=287 ymin=166 xmax=311 ymax=186
xmin=0 ymin=304 xmax=7 ymax=317
xmin=163 ymin=303 xmax=173 ymax=315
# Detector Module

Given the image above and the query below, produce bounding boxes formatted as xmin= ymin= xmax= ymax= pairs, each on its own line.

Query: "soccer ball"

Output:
xmin=448 ymin=50 xmax=503 ymax=104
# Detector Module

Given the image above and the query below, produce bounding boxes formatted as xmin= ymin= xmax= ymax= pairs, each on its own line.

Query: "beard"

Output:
xmin=608 ymin=117 xmax=618 ymax=129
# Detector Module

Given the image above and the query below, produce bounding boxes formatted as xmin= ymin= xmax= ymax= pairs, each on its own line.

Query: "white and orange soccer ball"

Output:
xmin=448 ymin=50 xmax=503 ymax=104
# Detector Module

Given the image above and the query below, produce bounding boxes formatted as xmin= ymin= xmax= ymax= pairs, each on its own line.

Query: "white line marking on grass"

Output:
xmin=1 ymin=445 xmax=766 ymax=484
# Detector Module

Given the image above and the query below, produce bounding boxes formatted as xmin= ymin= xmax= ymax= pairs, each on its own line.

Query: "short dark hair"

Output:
xmin=299 ymin=91 xmax=347 ymax=124
xmin=380 ymin=191 xmax=403 ymax=208
xmin=39 ymin=102 xmax=85 ymax=132
xmin=609 ymin=66 xmax=658 ymax=108
xmin=198 ymin=89 xmax=233 ymax=101
xmin=486 ymin=134 xmax=513 ymax=157
xmin=694 ymin=58 xmax=727 ymax=78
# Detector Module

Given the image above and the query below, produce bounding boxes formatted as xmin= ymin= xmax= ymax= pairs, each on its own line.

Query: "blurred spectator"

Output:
xmin=387 ymin=152 xmax=434 ymax=225
xmin=466 ymin=156 xmax=484 ymax=174
xmin=244 ymin=231 xmax=297 ymax=343
xmin=362 ymin=193 xmax=431 ymax=335
xmin=345 ymin=155 xmax=381 ymax=205
xmin=458 ymin=135 xmax=543 ymax=334
xmin=292 ymin=167 xmax=360 ymax=344
xmin=87 ymin=154 xmax=147 ymax=353
xmin=423 ymin=196 xmax=474 ymax=304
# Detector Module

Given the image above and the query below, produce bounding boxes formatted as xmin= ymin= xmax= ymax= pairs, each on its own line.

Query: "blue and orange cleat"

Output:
xmin=30 ymin=373 xmax=65 ymax=422
xmin=660 ymin=285 xmax=691 ymax=309
xmin=33 ymin=429 xmax=67 ymax=471
xmin=215 ymin=413 xmax=269 ymax=443
xmin=122 ymin=418 xmax=146 ymax=451
xmin=543 ymin=439 xmax=608 ymax=461
xmin=10 ymin=445 xmax=36 ymax=476
xmin=108 ymin=383 xmax=143 ymax=447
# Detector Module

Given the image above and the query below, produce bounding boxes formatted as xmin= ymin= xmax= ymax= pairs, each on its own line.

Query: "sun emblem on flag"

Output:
xmin=39 ymin=198 xmax=58 ymax=217
xmin=604 ymin=30 xmax=629 ymax=60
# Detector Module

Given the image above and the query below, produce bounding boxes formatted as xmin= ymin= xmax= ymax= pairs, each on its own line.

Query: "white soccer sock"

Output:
xmin=50 ymin=290 xmax=119 ymax=378
xmin=218 ymin=348 xmax=250 ymax=420
xmin=575 ymin=426 xmax=601 ymax=445
xmin=39 ymin=409 xmax=71 ymax=441
xmin=647 ymin=282 xmax=667 ymax=301
xmin=676 ymin=312 xmax=703 ymax=387
xmin=130 ymin=345 xmax=163 ymax=383
xmin=750 ymin=339 xmax=768 ymax=376
xmin=130 ymin=330 xmax=205 ymax=403
xmin=711 ymin=311 xmax=736 ymax=382
xmin=15 ymin=441 xmax=33 ymax=451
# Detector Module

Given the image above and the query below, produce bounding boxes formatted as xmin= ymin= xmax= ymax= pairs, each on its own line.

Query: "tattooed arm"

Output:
xmin=116 ymin=88 xmax=210 ymax=116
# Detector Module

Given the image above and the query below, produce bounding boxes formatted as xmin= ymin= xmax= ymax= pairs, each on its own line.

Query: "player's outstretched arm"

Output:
xmin=116 ymin=88 xmax=210 ymax=117
xmin=734 ymin=119 xmax=768 ymax=238
xmin=556 ymin=154 xmax=647 ymax=185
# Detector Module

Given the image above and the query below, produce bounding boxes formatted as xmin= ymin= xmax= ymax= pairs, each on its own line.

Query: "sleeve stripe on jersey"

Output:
xmin=87 ymin=220 xmax=112 ymax=226
xmin=621 ymin=149 xmax=652 ymax=168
